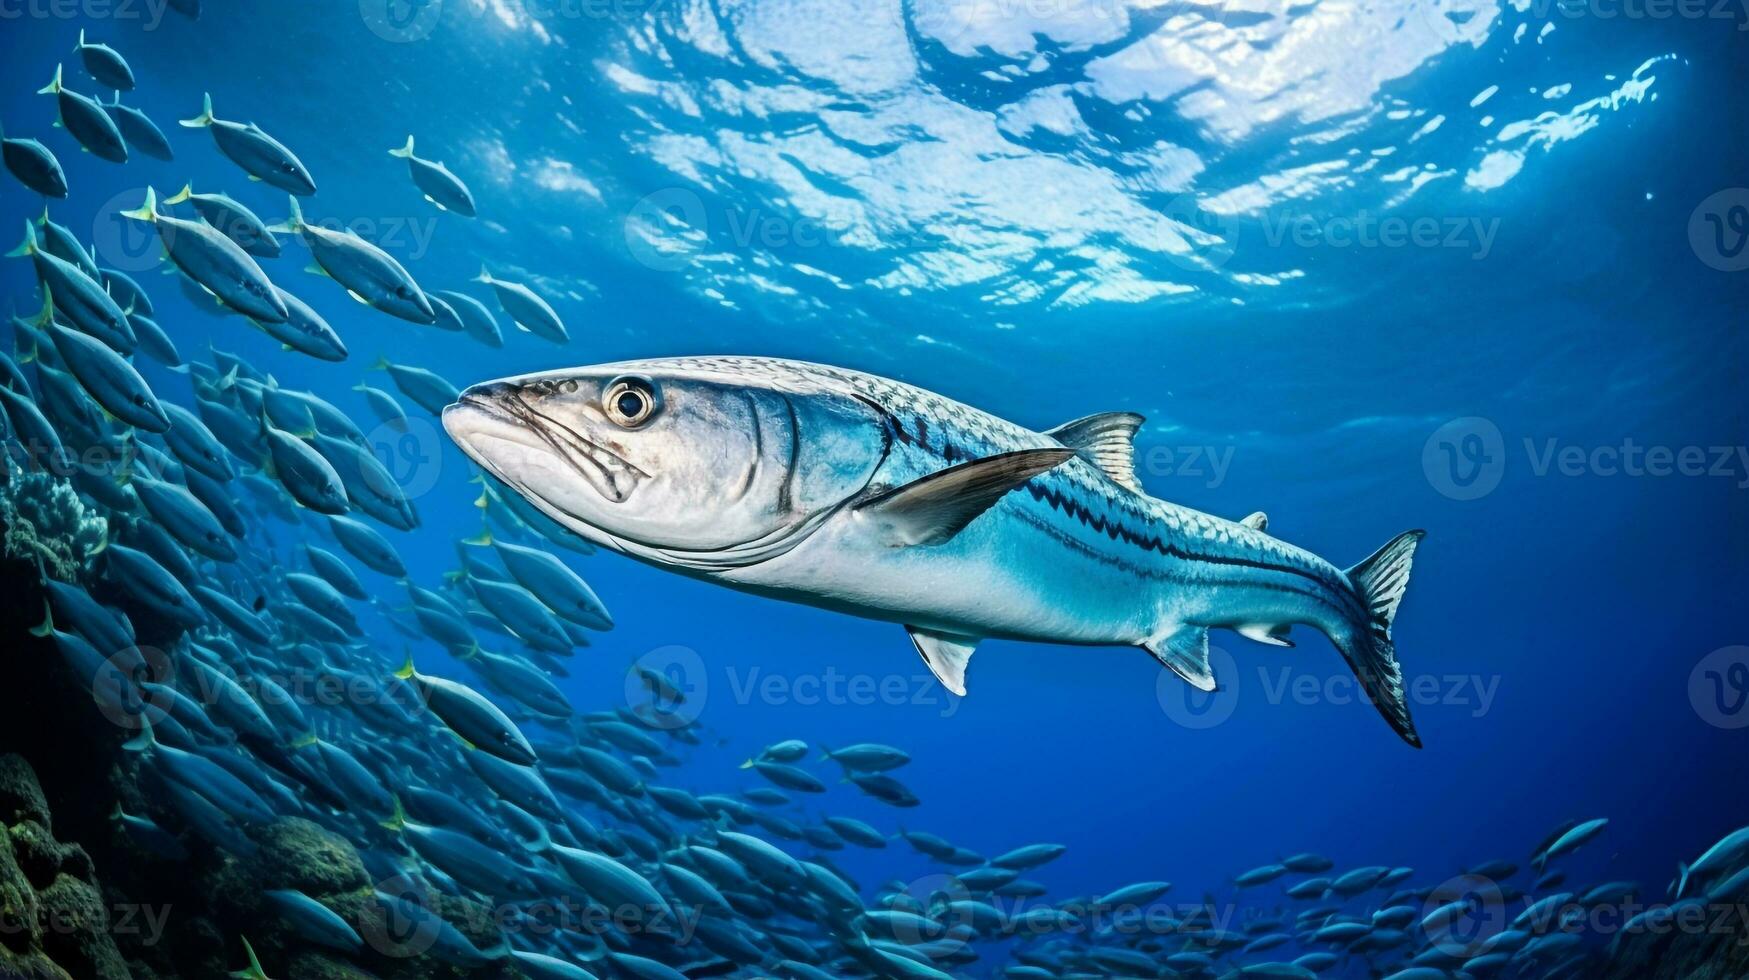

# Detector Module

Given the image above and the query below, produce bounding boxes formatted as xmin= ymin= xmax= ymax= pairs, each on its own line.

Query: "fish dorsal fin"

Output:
xmin=855 ymin=448 xmax=1073 ymax=547
xmin=1144 ymin=625 xmax=1216 ymax=692
xmin=906 ymin=626 xmax=979 ymax=696
xmin=1240 ymin=511 xmax=1268 ymax=531
xmin=1045 ymin=412 xmax=1144 ymax=493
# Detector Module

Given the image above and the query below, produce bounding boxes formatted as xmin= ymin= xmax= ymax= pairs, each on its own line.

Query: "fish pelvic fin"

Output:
xmin=118 ymin=187 xmax=158 ymax=223
xmin=1336 ymin=529 xmax=1427 ymax=747
xmin=389 ymin=134 xmax=415 ymax=158
xmin=179 ymin=92 xmax=215 ymax=128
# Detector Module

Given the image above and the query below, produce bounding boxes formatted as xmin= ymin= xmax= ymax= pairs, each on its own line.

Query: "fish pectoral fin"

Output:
xmin=907 ymin=626 xmax=979 ymax=696
xmin=1044 ymin=412 xmax=1144 ymax=493
xmin=1145 ymin=625 xmax=1216 ymax=691
xmin=855 ymin=448 xmax=1074 ymax=546
xmin=1240 ymin=511 xmax=1268 ymax=531
xmin=1237 ymin=623 xmax=1294 ymax=647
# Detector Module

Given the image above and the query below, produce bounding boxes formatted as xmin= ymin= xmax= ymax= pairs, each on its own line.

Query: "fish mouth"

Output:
xmin=445 ymin=386 xmax=647 ymax=505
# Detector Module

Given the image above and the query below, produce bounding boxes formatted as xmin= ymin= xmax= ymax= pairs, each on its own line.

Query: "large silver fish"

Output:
xmin=443 ymin=356 xmax=1426 ymax=745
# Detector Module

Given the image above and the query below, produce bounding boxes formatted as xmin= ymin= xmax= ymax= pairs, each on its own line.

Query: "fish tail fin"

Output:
xmin=228 ymin=936 xmax=268 ymax=980
xmin=119 ymin=187 xmax=157 ymax=223
xmin=75 ymin=30 xmax=84 ymax=51
xmin=163 ymin=183 xmax=194 ymax=207
xmin=389 ymin=135 xmax=415 ymax=158
xmin=393 ymin=650 xmax=416 ymax=681
xmin=1674 ymin=862 xmax=1690 ymax=899
xmin=27 ymin=290 xmax=54 ymax=329
xmin=472 ymin=264 xmax=492 ymax=284
xmin=379 ymin=795 xmax=406 ymax=832
xmin=179 ymin=92 xmax=214 ymax=128
xmin=1333 ymin=529 xmax=1426 ymax=747
xmin=7 ymin=220 xmax=38 ymax=258
xmin=289 ymin=730 xmax=319 ymax=749
xmin=36 ymin=65 xmax=62 ymax=96
xmin=122 ymin=716 xmax=155 ymax=752
xmin=28 ymin=600 xmax=54 ymax=637
xmin=461 ymin=529 xmax=492 ymax=546
xmin=372 ymin=356 xmax=391 ymax=371
xmin=265 ymin=196 xmax=302 ymax=235
xmin=738 ymin=758 xmax=754 ymax=769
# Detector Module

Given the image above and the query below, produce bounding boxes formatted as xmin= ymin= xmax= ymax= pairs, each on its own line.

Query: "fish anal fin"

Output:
xmin=1045 ymin=412 xmax=1144 ymax=493
xmin=855 ymin=448 xmax=1073 ymax=546
xmin=1145 ymin=625 xmax=1216 ymax=691
xmin=906 ymin=626 xmax=978 ymax=696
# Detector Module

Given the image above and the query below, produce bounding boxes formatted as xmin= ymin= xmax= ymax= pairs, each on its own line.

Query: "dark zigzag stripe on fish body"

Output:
xmin=1021 ymin=479 xmax=1364 ymax=624
xmin=874 ymin=403 xmax=1361 ymax=619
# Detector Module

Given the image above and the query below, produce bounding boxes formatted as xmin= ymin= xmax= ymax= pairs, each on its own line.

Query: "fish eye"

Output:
xmin=603 ymin=377 xmax=658 ymax=428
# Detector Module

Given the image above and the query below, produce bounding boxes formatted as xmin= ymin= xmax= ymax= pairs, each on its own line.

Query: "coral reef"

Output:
xmin=1602 ymin=910 xmax=1749 ymax=979
xmin=0 ymin=471 xmax=108 ymax=584
xmin=0 ymin=755 xmax=130 ymax=980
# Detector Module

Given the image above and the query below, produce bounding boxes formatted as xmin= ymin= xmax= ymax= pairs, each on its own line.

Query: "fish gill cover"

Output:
xmin=0 ymin=1 xmax=1743 ymax=979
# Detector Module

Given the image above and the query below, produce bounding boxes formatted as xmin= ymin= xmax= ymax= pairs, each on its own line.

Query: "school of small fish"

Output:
xmin=3 ymin=18 xmax=1745 ymax=980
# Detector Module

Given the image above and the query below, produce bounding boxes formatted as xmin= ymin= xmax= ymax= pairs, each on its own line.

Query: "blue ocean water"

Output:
xmin=1 ymin=0 xmax=1745 ymax=974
